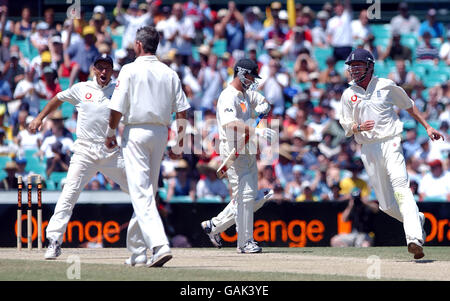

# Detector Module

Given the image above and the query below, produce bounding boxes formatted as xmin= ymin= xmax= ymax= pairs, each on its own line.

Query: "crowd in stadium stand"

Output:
xmin=0 ymin=0 xmax=449 ymax=202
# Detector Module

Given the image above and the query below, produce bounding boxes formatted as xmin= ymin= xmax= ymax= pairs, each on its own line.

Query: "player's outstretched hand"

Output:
xmin=28 ymin=118 xmax=42 ymax=134
xmin=427 ymin=127 xmax=444 ymax=141
xmin=105 ymin=135 xmax=118 ymax=149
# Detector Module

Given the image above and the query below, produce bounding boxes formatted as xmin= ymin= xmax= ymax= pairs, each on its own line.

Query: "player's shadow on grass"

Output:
xmin=395 ymin=259 xmax=435 ymax=263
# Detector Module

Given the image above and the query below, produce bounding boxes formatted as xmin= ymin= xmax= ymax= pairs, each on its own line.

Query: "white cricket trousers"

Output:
xmin=46 ymin=139 xmax=130 ymax=244
xmin=360 ymin=135 xmax=424 ymax=245
xmin=122 ymin=124 xmax=169 ymax=256
xmin=220 ymin=142 xmax=258 ymax=249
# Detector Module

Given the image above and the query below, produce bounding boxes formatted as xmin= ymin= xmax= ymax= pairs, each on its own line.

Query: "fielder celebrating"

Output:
xmin=28 ymin=54 xmax=133 ymax=260
xmin=339 ymin=48 xmax=444 ymax=259
xmin=204 ymin=58 xmax=275 ymax=253
xmin=106 ymin=26 xmax=190 ymax=267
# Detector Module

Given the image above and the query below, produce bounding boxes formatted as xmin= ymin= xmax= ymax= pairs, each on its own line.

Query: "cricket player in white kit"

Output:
xmin=106 ymin=26 xmax=190 ymax=267
xmin=203 ymin=58 xmax=275 ymax=253
xmin=339 ymin=48 xmax=444 ymax=259
xmin=28 ymin=54 xmax=133 ymax=259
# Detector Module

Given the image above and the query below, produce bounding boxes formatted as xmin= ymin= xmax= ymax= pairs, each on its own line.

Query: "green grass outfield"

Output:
xmin=0 ymin=247 xmax=449 ymax=281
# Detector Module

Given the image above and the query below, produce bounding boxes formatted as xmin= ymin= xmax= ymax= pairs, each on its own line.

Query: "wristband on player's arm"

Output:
xmin=106 ymin=126 xmax=116 ymax=137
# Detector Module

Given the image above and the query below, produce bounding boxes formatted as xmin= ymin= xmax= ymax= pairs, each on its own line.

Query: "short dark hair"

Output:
xmin=136 ymin=26 xmax=159 ymax=54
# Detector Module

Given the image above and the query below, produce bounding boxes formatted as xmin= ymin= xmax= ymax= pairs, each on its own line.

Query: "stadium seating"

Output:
xmin=48 ymin=171 xmax=68 ymax=190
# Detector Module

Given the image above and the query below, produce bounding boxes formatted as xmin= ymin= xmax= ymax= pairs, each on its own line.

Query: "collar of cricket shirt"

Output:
xmin=351 ymin=76 xmax=378 ymax=94
xmin=135 ymin=55 xmax=158 ymax=63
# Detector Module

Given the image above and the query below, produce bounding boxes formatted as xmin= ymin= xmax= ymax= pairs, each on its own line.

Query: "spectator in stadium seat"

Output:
xmin=326 ymin=0 xmax=353 ymax=61
xmin=42 ymin=66 xmax=62 ymax=100
xmin=39 ymin=128 xmax=72 ymax=178
xmin=281 ymin=26 xmax=312 ymax=62
xmin=418 ymin=159 xmax=450 ymax=201
xmin=0 ymin=62 xmax=12 ymax=105
xmin=41 ymin=110 xmax=73 ymax=141
xmin=402 ymin=128 xmax=422 ymax=160
xmin=339 ymin=161 xmax=370 ymax=202
xmin=259 ymin=58 xmax=288 ymax=115
xmin=6 ymin=50 xmax=25 ymax=92
xmin=13 ymin=7 xmax=34 ymax=39
xmin=31 ymin=22 xmax=50 ymax=53
xmin=361 ymin=34 xmax=382 ymax=60
xmin=0 ymin=127 xmax=18 ymax=157
xmin=380 ymin=31 xmax=412 ymax=62
xmin=351 ymin=10 xmax=370 ymax=44
xmin=220 ymin=2 xmax=245 ymax=57
xmin=406 ymin=156 xmax=424 ymax=185
xmin=439 ymin=31 xmax=450 ymax=65
xmin=412 ymin=137 xmax=442 ymax=165
xmin=274 ymin=143 xmax=294 ymax=188
xmin=294 ymin=52 xmax=318 ymax=83
xmin=12 ymin=108 xmax=29 ymax=137
xmin=388 ymin=60 xmax=419 ymax=86
xmin=416 ymin=31 xmax=439 ymax=63
xmin=165 ymin=159 xmax=196 ymax=202
xmin=390 ymin=2 xmax=420 ymax=35
xmin=115 ymin=0 xmax=153 ymax=50
xmin=258 ymin=164 xmax=277 ymax=191
xmin=13 ymin=68 xmax=46 ymax=117
xmin=163 ymin=2 xmax=195 ymax=65
xmin=14 ymin=115 xmax=42 ymax=154
xmin=285 ymin=164 xmax=305 ymax=200
xmin=64 ymin=25 xmax=99 ymax=87
xmin=91 ymin=12 xmax=113 ymax=50
xmin=311 ymin=10 xmax=330 ymax=48
xmin=295 ymin=181 xmax=319 ymax=202
xmin=244 ymin=6 xmax=264 ymax=49
xmin=197 ymin=54 xmax=225 ymax=112
xmin=418 ymin=9 xmax=445 ymax=40
xmin=196 ymin=159 xmax=229 ymax=201
xmin=0 ymin=161 xmax=18 ymax=190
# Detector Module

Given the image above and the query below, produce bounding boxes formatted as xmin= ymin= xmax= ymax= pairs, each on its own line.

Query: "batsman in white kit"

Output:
xmin=339 ymin=48 xmax=444 ymax=259
xmin=201 ymin=59 xmax=276 ymax=253
xmin=105 ymin=26 xmax=190 ymax=267
xmin=28 ymin=54 xmax=133 ymax=260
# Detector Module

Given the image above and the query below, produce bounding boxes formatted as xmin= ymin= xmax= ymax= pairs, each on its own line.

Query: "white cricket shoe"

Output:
xmin=44 ymin=240 xmax=61 ymax=260
xmin=124 ymin=254 xmax=147 ymax=266
xmin=238 ymin=240 xmax=262 ymax=254
xmin=201 ymin=219 xmax=223 ymax=248
xmin=147 ymin=244 xmax=172 ymax=268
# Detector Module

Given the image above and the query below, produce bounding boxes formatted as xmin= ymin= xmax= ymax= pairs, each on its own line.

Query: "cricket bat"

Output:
xmin=216 ymin=115 xmax=264 ymax=179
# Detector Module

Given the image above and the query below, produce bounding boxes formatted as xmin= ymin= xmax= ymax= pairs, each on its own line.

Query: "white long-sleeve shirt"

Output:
xmin=339 ymin=76 xmax=414 ymax=145
xmin=109 ymin=55 xmax=190 ymax=126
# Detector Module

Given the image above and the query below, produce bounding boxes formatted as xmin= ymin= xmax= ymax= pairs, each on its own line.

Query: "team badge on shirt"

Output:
xmin=85 ymin=93 xmax=93 ymax=101
xmin=351 ymin=95 xmax=358 ymax=102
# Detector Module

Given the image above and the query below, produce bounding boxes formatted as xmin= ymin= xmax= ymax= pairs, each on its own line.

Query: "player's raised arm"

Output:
xmin=406 ymin=105 xmax=444 ymax=141
xmin=28 ymin=95 xmax=63 ymax=133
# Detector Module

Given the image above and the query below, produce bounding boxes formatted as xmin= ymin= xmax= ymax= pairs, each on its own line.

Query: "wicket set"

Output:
xmin=17 ymin=175 xmax=43 ymax=250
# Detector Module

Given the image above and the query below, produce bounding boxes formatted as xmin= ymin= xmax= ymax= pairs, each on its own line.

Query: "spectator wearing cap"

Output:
xmin=115 ymin=0 xmax=153 ymax=50
xmin=42 ymin=66 xmax=62 ymax=100
xmin=48 ymin=35 xmax=64 ymax=75
xmin=14 ymin=7 xmax=35 ymax=39
xmin=13 ymin=68 xmax=46 ymax=117
xmin=419 ymin=8 xmax=445 ymax=39
xmin=31 ymin=22 xmax=50 ymax=52
xmin=0 ymin=161 xmax=19 ymax=190
xmin=326 ymin=0 xmax=353 ymax=61
xmin=166 ymin=159 xmax=196 ymax=202
xmin=274 ymin=143 xmax=294 ymax=188
xmin=281 ymin=26 xmax=312 ymax=61
xmin=64 ymin=25 xmax=99 ymax=87
xmin=262 ymin=6 xmax=288 ymax=45
xmin=91 ymin=12 xmax=113 ymax=49
xmin=41 ymin=110 xmax=73 ymax=141
xmin=380 ymin=31 xmax=412 ymax=62
xmin=318 ymin=132 xmax=341 ymax=160
xmin=244 ymin=6 xmax=264 ymax=49
xmin=390 ymin=2 xmax=420 ymax=35
xmin=412 ymin=136 xmax=442 ymax=165
xmin=415 ymin=31 xmax=439 ymax=63
xmin=61 ymin=19 xmax=82 ymax=48
xmin=312 ymin=10 xmax=330 ymax=48
xmin=295 ymin=181 xmax=319 ymax=202
xmin=309 ymin=72 xmax=324 ymax=99
xmin=285 ymin=164 xmax=305 ymax=200
xmin=308 ymin=106 xmax=330 ymax=142
xmin=418 ymin=159 xmax=450 ymax=201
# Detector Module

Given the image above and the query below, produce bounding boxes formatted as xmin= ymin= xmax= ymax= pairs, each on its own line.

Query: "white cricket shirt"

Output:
xmin=339 ymin=76 xmax=414 ymax=145
xmin=108 ymin=55 xmax=190 ymax=126
xmin=216 ymin=84 xmax=266 ymax=142
xmin=56 ymin=79 xmax=116 ymax=142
